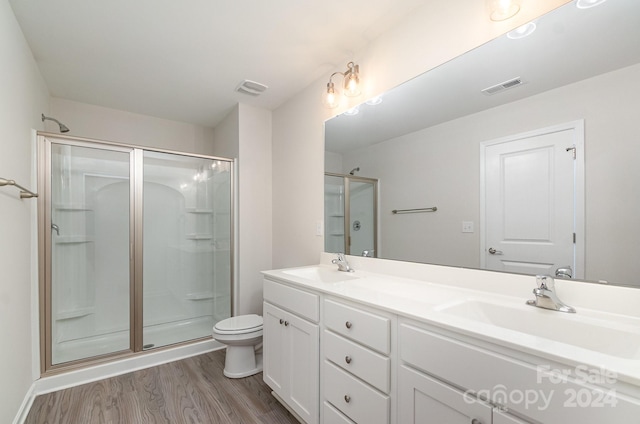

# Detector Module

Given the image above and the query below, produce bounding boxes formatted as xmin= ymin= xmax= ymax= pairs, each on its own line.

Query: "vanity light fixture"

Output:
xmin=323 ymin=62 xmax=361 ymax=108
xmin=576 ymin=0 xmax=607 ymax=9
xmin=486 ymin=0 xmax=521 ymax=21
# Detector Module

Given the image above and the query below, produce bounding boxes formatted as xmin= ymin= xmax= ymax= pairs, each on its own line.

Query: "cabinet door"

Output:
xmin=399 ymin=365 xmax=493 ymax=424
xmin=494 ymin=409 xmax=533 ymax=424
xmin=263 ymin=302 xmax=286 ymax=396
xmin=263 ymin=301 xmax=320 ymax=424
xmin=287 ymin=311 xmax=320 ymax=424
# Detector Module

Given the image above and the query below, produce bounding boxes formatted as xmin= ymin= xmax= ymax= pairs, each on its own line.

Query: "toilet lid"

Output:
xmin=214 ymin=314 xmax=263 ymax=334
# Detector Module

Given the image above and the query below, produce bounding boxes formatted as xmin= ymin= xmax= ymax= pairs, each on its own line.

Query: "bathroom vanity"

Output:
xmin=262 ymin=253 xmax=640 ymax=424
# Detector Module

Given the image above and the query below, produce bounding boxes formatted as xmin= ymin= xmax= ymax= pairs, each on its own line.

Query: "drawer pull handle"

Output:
xmin=345 ymin=356 xmax=352 ymax=364
xmin=344 ymin=394 xmax=351 ymax=403
xmin=279 ymin=319 xmax=284 ymax=325
xmin=284 ymin=321 xmax=289 ymax=327
xmin=345 ymin=321 xmax=353 ymax=329
xmin=471 ymin=419 xmax=482 ymax=424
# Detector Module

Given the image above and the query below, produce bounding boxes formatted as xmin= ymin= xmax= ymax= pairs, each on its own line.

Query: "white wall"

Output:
xmin=211 ymin=103 xmax=273 ymax=315
xmin=0 ymin=1 xmax=50 ymax=422
xmin=271 ymin=0 xmax=571 ymax=269
xmin=237 ymin=104 xmax=272 ymax=314
xmin=339 ymin=63 xmax=640 ymax=286
xmin=211 ymin=105 xmax=240 ymax=159
xmin=50 ymin=98 xmax=215 ymax=155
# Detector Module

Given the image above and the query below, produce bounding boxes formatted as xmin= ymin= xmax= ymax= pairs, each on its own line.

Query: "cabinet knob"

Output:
xmin=279 ymin=319 xmax=284 ymax=325
xmin=345 ymin=356 xmax=352 ymax=364
xmin=345 ymin=321 xmax=352 ymax=329
xmin=284 ymin=321 xmax=289 ymax=327
xmin=344 ymin=394 xmax=351 ymax=403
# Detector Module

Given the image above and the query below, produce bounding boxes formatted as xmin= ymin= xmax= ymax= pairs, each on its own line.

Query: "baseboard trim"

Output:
xmin=12 ymin=383 xmax=36 ymax=424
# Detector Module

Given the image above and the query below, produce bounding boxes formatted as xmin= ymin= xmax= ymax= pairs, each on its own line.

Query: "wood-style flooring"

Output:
xmin=25 ymin=349 xmax=300 ymax=424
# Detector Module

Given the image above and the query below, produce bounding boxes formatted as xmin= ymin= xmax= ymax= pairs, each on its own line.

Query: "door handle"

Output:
xmin=488 ymin=247 xmax=503 ymax=255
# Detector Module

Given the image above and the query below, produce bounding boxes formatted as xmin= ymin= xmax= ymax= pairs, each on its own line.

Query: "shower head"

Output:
xmin=41 ymin=114 xmax=70 ymax=133
xmin=349 ymin=167 xmax=360 ymax=175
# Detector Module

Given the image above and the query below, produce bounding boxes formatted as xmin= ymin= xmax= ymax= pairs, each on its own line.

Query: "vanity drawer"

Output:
xmin=263 ymin=278 xmax=319 ymax=322
xmin=324 ymin=361 xmax=389 ymax=424
xmin=323 ymin=401 xmax=355 ymax=424
xmin=324 ymin=299 xmax=390 ymax=354
xmin=324 ymin=330 xmax=390 ymax=393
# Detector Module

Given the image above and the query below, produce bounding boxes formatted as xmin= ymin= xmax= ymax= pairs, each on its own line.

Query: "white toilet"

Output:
xmin=212 ymin=314 xmax=263 ymax=378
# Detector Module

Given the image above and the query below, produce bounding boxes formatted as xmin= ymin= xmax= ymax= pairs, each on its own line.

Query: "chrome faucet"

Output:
xmin=332 ymin=253 xmax=354 ymax=273
xmin=526 ymin=275 xmax=576 ymax=313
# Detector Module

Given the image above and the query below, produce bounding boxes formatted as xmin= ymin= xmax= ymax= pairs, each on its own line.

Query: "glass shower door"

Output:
xmin=142 ymin=151 xmax=232 ymax=349
xmin=324 ymin=173 xmax=377 ymax=256
xmin=49 ymin=142 xmax=132 ymax=365
xmin=349 ymin=180 xmax=376 ymax=257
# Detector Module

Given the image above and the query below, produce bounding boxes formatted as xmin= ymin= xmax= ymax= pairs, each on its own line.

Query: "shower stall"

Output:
xmin=324 ymin=173 xmax=377 ymax=257
xmin=38 ymin=134 xmax=233 ymax=372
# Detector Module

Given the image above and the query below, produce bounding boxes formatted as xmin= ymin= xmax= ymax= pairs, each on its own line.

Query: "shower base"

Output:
xmin=53 ymin=315 xmax=224 ymax=365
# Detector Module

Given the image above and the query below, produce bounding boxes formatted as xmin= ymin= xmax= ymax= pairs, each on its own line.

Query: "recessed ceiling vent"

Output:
xmin=236 ymin=80 xmax=268 ymax=96
xmin=481 ymin=77 xmax=525 ymax=95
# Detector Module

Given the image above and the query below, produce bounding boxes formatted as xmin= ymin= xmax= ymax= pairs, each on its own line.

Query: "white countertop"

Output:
xmin=262 ymin=253 xmax=640 ymax=390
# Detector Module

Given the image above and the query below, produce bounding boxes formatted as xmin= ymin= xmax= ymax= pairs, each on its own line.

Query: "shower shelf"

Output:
xmin=185 ymin=208 xmax=213 ymax=214
xmin=185 ymin=291 xmax=217 ymax=300
xmin=54 ymin=203 xmax=93 ymax=211
xmin=56 ymin=306 xmax=95 ymax=320
xmin=186 ymin=234 xmax=213 ymax=240
xmin=55 ymin=236 xmax=94 ymax=244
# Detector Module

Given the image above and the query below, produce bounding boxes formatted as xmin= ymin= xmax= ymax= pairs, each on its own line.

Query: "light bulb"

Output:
xmin=487 ymin=0 xmax=520 ymax=21
xmin=323 ymin=81 xmax=341 ymax=108
xmin=343 ymin=63 xmax=361 ymax=97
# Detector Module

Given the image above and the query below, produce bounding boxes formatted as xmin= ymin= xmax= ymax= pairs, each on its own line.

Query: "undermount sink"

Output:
xmin=438 ymin=300 xmax=640 ymax=359
xmin=282 ymin=266 xmax=360 ymax=283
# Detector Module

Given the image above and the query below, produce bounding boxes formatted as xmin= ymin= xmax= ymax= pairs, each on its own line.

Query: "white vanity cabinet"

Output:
xmin=263 ymin=278 xmax=320 ymax=424
xmin=398 ymin=318 xmax=640 ymax=424
xmin=262 ymin=264 xmax=640 ymax=424
xmin=321 ymin=298 xmax=394 ymax=424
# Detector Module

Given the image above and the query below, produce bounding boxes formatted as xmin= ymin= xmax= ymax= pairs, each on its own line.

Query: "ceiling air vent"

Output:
xmin=481 ymin=77 xmax=524 ymax=95
xmin=236 ymin=80 xmax=268 ymax=96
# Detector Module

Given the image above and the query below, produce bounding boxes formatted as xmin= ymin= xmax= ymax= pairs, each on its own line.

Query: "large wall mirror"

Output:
xmin=324 ymin=0 xmax=640 ymax=287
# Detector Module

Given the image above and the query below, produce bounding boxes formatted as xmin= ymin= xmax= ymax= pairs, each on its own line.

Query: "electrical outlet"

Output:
xmin=462 ymin=221 xmax=474 ymax=233
xmin=316 ymin=220 xmax=324 ymax=236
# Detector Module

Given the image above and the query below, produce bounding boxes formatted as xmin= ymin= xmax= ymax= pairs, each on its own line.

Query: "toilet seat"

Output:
xmin=213 ymin=314 xmax=263 ymax=335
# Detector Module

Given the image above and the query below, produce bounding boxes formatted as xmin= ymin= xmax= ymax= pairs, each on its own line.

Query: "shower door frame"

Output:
xmin=324 ymin=172 xmax=378 ymax=256
xmin=37 ymin=132 xmax=235 ymax=375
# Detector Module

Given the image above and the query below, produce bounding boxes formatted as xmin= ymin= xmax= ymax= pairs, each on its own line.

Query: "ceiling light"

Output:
xmin=486 ymin=0 xmax=521 ymax=21
xmin=507 ymin=22 xmax=537 ymax=39
xmin=576 ymin=0 xmax=607 ymax=9
xmin=323 ymin=62 xmax=362 ymax=108
xmin=365 ymin=96 xmax=383 ymax=106
xmin=343 ymin=106 xmax=360 ymax=116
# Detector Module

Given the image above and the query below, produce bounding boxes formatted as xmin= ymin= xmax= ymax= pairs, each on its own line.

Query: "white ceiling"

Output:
xmin=9 ymin=0 xmax=425 ymax=127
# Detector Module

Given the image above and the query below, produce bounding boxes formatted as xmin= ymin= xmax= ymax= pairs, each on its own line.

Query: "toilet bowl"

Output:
xmin=212 ymin=314 xmax=263 ymax=378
